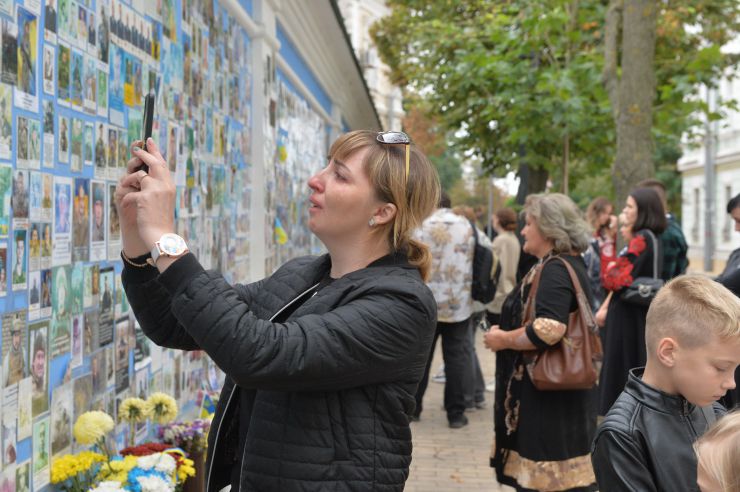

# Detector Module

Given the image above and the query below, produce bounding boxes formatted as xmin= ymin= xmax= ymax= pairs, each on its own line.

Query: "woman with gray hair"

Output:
xmin=484 ymin=193 xmax=597 ymax=491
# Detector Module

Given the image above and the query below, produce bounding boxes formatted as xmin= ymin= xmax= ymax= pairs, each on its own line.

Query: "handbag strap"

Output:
xmin=522 ymin=260 xmax=546 ymax=324
xmin=642 ymin=229 xmax=660 ymax=280
xmin=552 ymin=256 xmax=598 ymax=331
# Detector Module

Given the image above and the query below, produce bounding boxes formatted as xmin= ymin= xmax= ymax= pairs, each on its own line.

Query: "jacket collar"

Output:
xmin=625 ymin=367 xmax=693 ymax=415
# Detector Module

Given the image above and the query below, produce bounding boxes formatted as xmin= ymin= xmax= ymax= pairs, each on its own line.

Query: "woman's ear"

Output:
xmin=372 ymin=203 xmax=397 ymax=226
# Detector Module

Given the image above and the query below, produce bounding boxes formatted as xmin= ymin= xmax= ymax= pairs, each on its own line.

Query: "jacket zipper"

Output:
xmin=682 ymin=399 xmax=699 ymax=440
xmin=206 ymin=282 xmax=320 ymax=492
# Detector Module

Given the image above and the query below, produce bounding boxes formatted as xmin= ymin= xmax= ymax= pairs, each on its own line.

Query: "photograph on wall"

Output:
xmin=70 ymin=314 xmax=83 ymax=367
xmin=40 ymin=267 xmax=52 ymax=318
xmin=28 ymin=320 xmax=48 ymax=416
xmin=108 ymin=43 xmax=123 ymax=124
xmin=28 ymin=175 xmax=45 ymax=221
xmin=28 ymin=270 xmax=40 ymax=317
xmin=87 ymin=10 xmax=95 ymax=53
xmin=17 ymin=116 xmax=29 ymax=168
xmin=76 ymin=3 xmax=88 ymax=49
xmin=114 ymin=317 xmax=129 ymax=393
xmin=105 ymin=126 xmax=117 ymax=179
xmin=1 ymin=19 xmax=18 ymax=86
xmin=83 ymin=309 xmax=98 ymax=355
xmin=15 ymin=460 xmax=30 ymax=492
xmin=70 ymin=262 xmax=82 ymax=313
xmin=94 ymin=122 xmax=106 ymax=175
xmin=105 ymin=344 xmax=114 ymax=388
xmin=2 ymin=417 xmax=16 ymax=467
xmin=106 ymin=183 xmax=119 ymax=259
xmin=43 ymin=44 xmax=54 ymax=94
xmin=71 ymin=48 xmax=83 ymax=109
xmin=70 ymin=117 xmax=82 ymax=170
xmin=72 ymin=372 xmax=92 ymax=418
xmin=15 ymin=7 xmax=39 ymax=111
xmin=50 ymin=382 xmax=72 ymax=456
xmin=83 ymin=122 xmax=93 ymax=165
xmin=17 ymin=377 xmax=31 ymax=439
xmin=58 ymin=115 xmax=69 ymax=164
xmin=28 ymin=119 xmax=41 ymax=169
xmin=57 ymin=0 xmax=69 ymax=42
xmin=0 ymin=84 xmax=11 ymax=158
xmin=28 ymin=222 xmax=41 ymax=271
xmin=90 ymin=180 xmax=105 ymax=260
xmin=91 ymin=348 xmax=104 ymax=392
xmin=72 ymin=177 xmax=88 ymax=262
xmin=52 ymin=176 xmax=72 ymax=265
xmin=2 ymin=311 xmax=27 ymax=387
xmin=32 ymin=417 xmax=50 ymax=491
xmin=0 ymin=165 xmax=11 ymax=237
xmin=11 ymin=229 xmax=27 ymax=290
xmin=0 ymin=242 xmax=7 ymax=296
xmin=96 ymin=1 xmax=108 ymax=64
xmin=97 ymin=68 xmax=107 ymax=117
xmin=98 ymin=266 xmax=113 ymax=345
xmin=84 ymin=55 xmax=95 ymax=112
xmin=43 ymin=100 xmax=54 ymax=167
xmin=51 ymin=265 xmax=71 ymax=357
xmin=44 ymin=0 xmax=57 ymax=42
xmin=39 ymin=223 xmax=51 ymax=271
xmin=12 ymin=169 xmax=29 ymax=222
xmin=117 ymin=127 xmax=127 ymax=171
xmin=57 ymin=43 xmax=70 ymax=104
xmin=83 ymin=263 xmax=96 ymax=309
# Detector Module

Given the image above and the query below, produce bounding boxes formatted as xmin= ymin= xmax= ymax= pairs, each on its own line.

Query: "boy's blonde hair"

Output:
xmin=694 ymin=410 xmax=740 ymax=492
xmin=645 ymin=275 xmax=740 ymax=354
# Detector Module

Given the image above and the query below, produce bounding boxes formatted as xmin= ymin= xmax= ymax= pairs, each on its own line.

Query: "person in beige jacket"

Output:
xmin=486 ymin=208 xmax=521 ymax=326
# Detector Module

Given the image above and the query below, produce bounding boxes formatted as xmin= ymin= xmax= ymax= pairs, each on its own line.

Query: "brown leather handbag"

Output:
xmin=522 ymin=256 xmax=603 ymax=391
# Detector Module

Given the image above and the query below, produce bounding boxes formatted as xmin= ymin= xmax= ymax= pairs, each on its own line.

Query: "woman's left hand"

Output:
xmin=483 ymin=325 xmax=509 ymax=352
xmin=119 ymin=138 xmax=176 ymax=249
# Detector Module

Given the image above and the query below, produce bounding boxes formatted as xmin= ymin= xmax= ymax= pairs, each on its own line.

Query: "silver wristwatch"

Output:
xmin=150 ymin=233 xmax=189 ymax=265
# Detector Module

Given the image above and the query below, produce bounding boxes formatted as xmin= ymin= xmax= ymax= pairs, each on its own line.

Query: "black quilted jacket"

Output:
xmin=122 ymin=251 xmax=437 ymax=491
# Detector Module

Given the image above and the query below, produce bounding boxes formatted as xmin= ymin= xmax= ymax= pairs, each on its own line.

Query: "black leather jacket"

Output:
xmin=591 ymin=368 xmax=725 ymax=492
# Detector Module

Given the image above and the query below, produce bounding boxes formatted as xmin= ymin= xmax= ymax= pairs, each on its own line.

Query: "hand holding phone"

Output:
xmin=138 ymin=92 xmax=155 ymax=172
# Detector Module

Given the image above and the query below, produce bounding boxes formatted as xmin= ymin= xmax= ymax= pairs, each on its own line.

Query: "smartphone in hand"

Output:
xmin=138 ymin=92 xmax=155 ymax=172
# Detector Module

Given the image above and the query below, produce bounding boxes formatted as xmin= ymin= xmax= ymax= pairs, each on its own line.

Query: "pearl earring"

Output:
xmin=368 ymin=217 xmax=376 ymax=227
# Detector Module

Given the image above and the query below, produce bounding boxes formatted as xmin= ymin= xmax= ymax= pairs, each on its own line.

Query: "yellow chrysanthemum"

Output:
xmin=119 ymin=398 xmax=148 ymax=424
xmin=145 ymin=393 xmax=178 ymax=424
xmin=176 ymin=458 xmax=196 ymax=482
xmin=51 ymin=451 xmax=106 ymax=483
xmin=97 ymin=455 xmax=138 ymax=484
xmin=73 ymin=411 xmax=115 ymax=445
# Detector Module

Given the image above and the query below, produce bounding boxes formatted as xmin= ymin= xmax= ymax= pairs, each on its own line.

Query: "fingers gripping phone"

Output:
xmin=139 ymin=92 xmax=155 ymax=172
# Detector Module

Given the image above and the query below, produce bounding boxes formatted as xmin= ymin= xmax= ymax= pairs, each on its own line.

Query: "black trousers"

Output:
xmin=414 ymin=318 xmax=472 ymax=422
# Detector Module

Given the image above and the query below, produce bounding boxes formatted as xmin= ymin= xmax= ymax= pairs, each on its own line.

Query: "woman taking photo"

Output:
xmin=484 ymin=193 xmax=597 ymax=492
xmin=583 ymin=197 xmax=617 ymax=312
xmin=115 ymin=131 xmax=440 ymax=491
xmin=597 ymin=187 xmax=667 ymax=415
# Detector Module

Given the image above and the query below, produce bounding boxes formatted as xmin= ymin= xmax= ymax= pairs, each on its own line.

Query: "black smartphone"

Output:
xmin=139 ymin=92 xmax=155 ymax=172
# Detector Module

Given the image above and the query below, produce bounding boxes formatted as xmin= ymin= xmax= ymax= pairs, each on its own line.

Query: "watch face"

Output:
xmin=159 ymin=234 xmax=187 ymax=256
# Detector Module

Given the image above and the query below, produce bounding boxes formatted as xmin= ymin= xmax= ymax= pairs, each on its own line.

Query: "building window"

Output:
xmin=692 ymin=188 xmax=701 ymax=242
xmin=723 ymin=185 xmax=733 ymax=243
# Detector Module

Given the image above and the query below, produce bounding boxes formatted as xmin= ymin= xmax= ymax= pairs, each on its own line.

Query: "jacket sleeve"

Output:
xmin=158 ymin=255 xmax=435 ymax=393
xmin=591 ymin=430 xmax=658 ymax=492
xmin=121 ymin=255 xmax=266 ymax=352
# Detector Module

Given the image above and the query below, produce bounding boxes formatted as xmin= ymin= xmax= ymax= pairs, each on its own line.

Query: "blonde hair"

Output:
xmin=645 ymin=275 xmax=740 ymax=354
xmin=523 ymin=193 xmax=591 ymax=254
xmin=694 ymin=410 xmax=740 ymax=492
xmin=328 ymin=131 xmax=440 ymax=280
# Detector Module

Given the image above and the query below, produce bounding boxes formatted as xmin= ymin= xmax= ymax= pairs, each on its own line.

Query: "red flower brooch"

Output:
xmin=627 ymin=235 xmax=647 ymax=256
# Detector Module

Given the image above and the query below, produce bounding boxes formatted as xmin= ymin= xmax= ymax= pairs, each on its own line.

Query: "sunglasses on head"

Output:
xmin=376 ymin=131 xmax=410 ymax=180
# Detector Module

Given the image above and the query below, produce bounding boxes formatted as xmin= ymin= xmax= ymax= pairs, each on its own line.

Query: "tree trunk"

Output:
xmin=516 ymin=163 xmax=549 ymax=204
xmin=612 ymin=0 xmax=657 ymax=209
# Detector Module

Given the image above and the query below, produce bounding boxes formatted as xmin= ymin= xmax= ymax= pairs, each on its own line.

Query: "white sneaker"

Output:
xmin=431 ymin=364 xmax=445 ymax=384
xmin=485 ymin=380 xmax=496 ymax=392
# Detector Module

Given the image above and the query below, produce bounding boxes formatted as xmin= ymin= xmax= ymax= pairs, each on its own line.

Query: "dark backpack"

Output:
xmin=469 ymin=220 xmax=500 ymax=304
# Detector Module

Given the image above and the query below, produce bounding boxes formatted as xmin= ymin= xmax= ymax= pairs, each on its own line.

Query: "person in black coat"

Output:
xmin=116 ymin=131 xmax=441 ymax=491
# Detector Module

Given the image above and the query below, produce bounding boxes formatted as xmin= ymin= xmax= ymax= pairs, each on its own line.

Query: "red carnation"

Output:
xmin=627 ymin=236 xmax=647 ymax=256
xmin=602 ymin=257 xmax=634 ymax=291
xmin=120 ymin=442 xmax=170 ymax=456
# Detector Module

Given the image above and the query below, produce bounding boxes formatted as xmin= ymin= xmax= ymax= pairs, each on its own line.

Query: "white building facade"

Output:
xmin=337 ymin=0 xmax=404 ymax=131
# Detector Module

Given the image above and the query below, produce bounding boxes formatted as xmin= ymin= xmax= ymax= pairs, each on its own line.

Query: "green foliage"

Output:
xmin=430 ymin=150 xmax=463 ymax=192
xmin=372 ymin=0 xmax=740 ymax=197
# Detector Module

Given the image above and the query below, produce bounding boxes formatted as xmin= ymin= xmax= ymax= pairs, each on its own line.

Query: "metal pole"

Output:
xmin=487 ymin=178 xmax=494 ymax=238
xmin=704 ymin=87 xmax=717 ymax=272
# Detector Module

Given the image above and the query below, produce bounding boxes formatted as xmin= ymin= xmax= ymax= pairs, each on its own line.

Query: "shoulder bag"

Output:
xmin=621 ymin=230 xmax=664 ymax=307
xmin=523 ymin=256 xmax=603 ymax=391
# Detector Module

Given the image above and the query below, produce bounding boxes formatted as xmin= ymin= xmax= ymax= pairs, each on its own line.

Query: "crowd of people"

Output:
xmin=118 ymin=130 xmax=740 ymax=492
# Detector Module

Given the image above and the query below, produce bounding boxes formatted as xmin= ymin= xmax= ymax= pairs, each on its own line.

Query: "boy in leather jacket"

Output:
xmin=591 ymin=276 xmax=740 ymax=491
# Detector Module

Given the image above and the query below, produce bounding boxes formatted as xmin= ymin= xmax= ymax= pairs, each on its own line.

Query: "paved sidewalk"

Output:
xmin=405 ymin=330 xmax=512 ymax=491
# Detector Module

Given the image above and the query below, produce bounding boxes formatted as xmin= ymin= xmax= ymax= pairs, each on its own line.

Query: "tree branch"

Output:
xmin=603 ymin=0 xmax=623 ymax=123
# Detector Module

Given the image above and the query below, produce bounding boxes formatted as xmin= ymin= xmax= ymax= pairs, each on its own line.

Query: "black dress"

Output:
xmin=598 ymin=229 xmax=661 ymax=415
xmin=491 ymin=254 xmax=597 ymax=492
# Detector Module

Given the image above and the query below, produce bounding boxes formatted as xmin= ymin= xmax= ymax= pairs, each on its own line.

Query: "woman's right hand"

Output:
xmin=115 ymin=140 xmax=148 ymax=257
